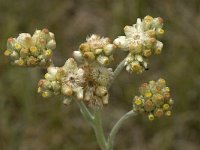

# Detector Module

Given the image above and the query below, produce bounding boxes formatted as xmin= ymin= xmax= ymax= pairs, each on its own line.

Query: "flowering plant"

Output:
xmin=4 ymin=15 xmax=173 ymax=150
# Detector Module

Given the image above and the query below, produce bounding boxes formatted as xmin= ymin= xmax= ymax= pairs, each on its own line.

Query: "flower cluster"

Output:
xmin=4 ymin=28 xmax=56 ymax=67
xmin=38 ymin=58 xmax=113 ymax=108
xmin=38 ymin=66 xmax=62 ymax=98
xmin=73 ymin=34 xmax=116 ymax=66
xmin=133 ymin=78 xmax=173 ymax=121
xmin=60 ymin=58 xmax=85 ymax=105
xmin=114 ymin=15 xmax=164 ymax=74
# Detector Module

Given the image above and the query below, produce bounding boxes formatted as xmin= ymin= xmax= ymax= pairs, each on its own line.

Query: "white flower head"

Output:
xmin=61 ymin=58 xmax=85 ymax=101
xmin=114 ymin=15 xmax=164 ymax=74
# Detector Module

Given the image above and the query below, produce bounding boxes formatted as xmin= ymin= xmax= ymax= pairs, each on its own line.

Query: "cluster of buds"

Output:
xmin=133 ymin=78 xmax=173 ymax=121
xmin=38 ymin=66 xmax=62 ymax=98
xmin=4 ymin=28 xmax=56 ymax=67
xmin=114 ymin=15 xmax=164 ymax=74
xmin=73 ymin=34 xmax=116 ymax=66
xmin=38 ymin=58 xmax=113 ymax=108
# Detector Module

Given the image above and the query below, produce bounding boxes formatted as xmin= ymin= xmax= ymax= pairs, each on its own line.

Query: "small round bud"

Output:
xmin=42 ymin=91 xmax=52 ymax=98
xmin=79 ymin=43 xmax=90 ymax=52
xmin=154 ymin=108 xmax=164 ymax=117
xmin=143 ymin=49 xmax=152 ymax=57
xmin=131 ymin=61 xmax=142 ymax=73
xmin=94 ymin=49 xmax=103 ymax=55
xmin=14 ymin=43 xmax=21 ymax=50
xmin=103 ymin=44 xmax=115 ymax=55
xmin=95 ymin=86 xmax=107 ymax=97
xmin=148 ymin=113 xmax=155 ymax=121
xmin=83 ymin=52 xmax=95 ymax=61
xmin=4 ymin=50 xmax=11 ymax=56
xmin=113 ymin=36 xmax=128 ymax=50
xmin=97 ymin=55 xmax=109 ymax=65
xmin=47 ymin=39 xmax=56 ymax=49
xmin=144 ymin=100 xmax=154 ymax=112
xmin=156 ymin=28 xmax=165 ymax=36
xmin=15 ymin=58 xmax=25 ymax=66
xmin=61 ymin=85 xmax=73 ymax=96
xmin=165 ymin=111 xmax=172 ymax=116
xmin=73 ymin=51 xmax=83 ymax=62
xmin=163 ymin=104 xmax=170 ymax=110
xmin=134 ymin=97 xmax=143 ymax=106
xmin=144 ymin=91 xmax=152 ymax=98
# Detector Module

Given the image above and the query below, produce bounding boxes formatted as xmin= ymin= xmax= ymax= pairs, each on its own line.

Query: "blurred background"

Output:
xmin=0 ymin=0 xmax=200 ymax=149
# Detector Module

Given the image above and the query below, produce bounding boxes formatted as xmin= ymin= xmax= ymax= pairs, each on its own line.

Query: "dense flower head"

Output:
xmin=73 ymin=34 xmax=116 ymax=66
xmin=133 ymin=78 xmax=173 ymax=121
xmin=38 ymin=58 xmax=113 ymax=108
xmin=4 ymin=28 xmax=56 ymax=67
xmin=60 ymin=58 xmax=85 ymax=105
xmin=38 ymin=66 xmax=62 ymax=98
xmin=114 ymin=15 xmax=164 ymax=74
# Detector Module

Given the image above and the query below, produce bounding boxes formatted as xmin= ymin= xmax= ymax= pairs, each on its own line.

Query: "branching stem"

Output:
xmin=107 ymin=110 xmax=137 ymax=150
xmin=108 ymin=57 xmax=126 ymax=89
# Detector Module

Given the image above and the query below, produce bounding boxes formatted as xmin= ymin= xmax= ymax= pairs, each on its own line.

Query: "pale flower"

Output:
xmin=114 ymin=15 xmax=164 ymax=74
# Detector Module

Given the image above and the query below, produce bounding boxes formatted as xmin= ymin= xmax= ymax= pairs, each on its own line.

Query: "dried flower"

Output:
xmin=81 ymin=63 xmax=113 ymax=108
xmin=133 ymin=78 xmax=173 ymax=120
xmin=114 ymin=15 xmax=164 ymax=74
xmin=73 ymin=34 xmax=116 ymax=66
xmin=4 ymin=28 xmax=56 ymax=67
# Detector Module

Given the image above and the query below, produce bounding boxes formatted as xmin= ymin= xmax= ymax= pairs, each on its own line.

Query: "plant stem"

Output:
xmin=93 ymin=109 xmax=108 ymax=150
xmin=108 ymin=57 xmax=126 ymax=89
xmin=76 ymin=101 xmax=108 ymax=150
xmin=76 ymin=101 xmax=94 ymax=125
xmin=107 ymin=110 xmax=137 ymax=150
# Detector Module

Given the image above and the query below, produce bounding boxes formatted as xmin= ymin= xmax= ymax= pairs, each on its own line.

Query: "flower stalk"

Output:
xmin=93 ymin=109 xmax=108 ymax=150
xmin=108 ymin=57 xmax=126 ymax=89
xmin=107 ymin=110 xmax=137 ymax=150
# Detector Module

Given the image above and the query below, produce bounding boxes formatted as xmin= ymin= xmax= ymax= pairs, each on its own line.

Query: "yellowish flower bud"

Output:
xmin=79 ymin=43 xmax=90 ymax=52
xmin=42 ymin=91 xmax=52 ymax=98
xmin=163 ymin=104 xmax=170 ymax=110
xmin=148 ymin=113 xmax=155 ymax=121
xmin=4 ymin=50 xmax=11 ymax=56
xmin=103 ymin=44 xmax=115 ymax=55
xmin=14 ymin=43 xmax=21 ymax=50
xmin=144 ymin=99 xmax=154 ymax=112
xmin=154 ymin=108 xmax=164 ymax=117
xmin=62 ymin=85 xmax=73 ymax=96
xmin=134 ymin=98 xmax=142 ymax=106
xmin=95 ymin=86 xmax=107 ymax=97
xmin=156 ymin=28 xmax=165 ymax=36
xmin=97 ymin=55 xmax=109 ymax=65
xmin=94 ymin=48 xmax=103 ymax=55
xmin=165 ymin=110 xmax=172 ymax=116
xmin=83 ymin=52 xmax=95 ymax=61
xmin=143 ymin=49 xmax=152 ymax=57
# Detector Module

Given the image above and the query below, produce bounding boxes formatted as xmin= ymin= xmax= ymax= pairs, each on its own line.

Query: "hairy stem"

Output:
xmin=107 ymin=110 xmax=137 ymax=150
xmin=76 ymin=101 xmax=94 ymax=125
xmin=93 ymin=109 xmax=108 ymax=150
xmin=108 ymin=57 xmax=126 ymax=89
xmin=76 ymin=102 xmax=108 ymax=150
